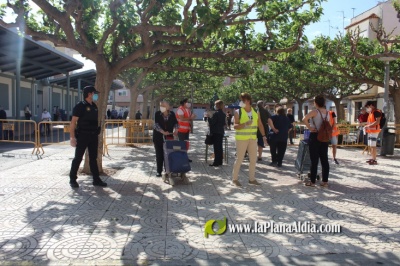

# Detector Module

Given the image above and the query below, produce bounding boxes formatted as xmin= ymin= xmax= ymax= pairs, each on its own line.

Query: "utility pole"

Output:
xmin=324 ymin=20 xmax=331 ymax=37
xmin=351 ymin=8 xmax=356 ymax=18
xmin=337 ymin=11 xmax=345 ymax=34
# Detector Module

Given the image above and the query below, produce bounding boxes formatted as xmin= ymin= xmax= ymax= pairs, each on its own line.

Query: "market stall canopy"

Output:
xmin=0 ymin=25 xmax=83 ymax=79
xmin=49 ymin=69 xmax=124 ymax=90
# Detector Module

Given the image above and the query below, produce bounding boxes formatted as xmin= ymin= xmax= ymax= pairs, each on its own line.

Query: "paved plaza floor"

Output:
xmin=0 ymin=121 xmax=400 ymax=265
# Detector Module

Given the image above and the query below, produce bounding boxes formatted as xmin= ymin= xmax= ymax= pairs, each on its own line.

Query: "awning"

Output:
xmin=0 ymin=25 xmax=83 ymax=79
xmin=49 ymin=69 xmax=124 ymax=90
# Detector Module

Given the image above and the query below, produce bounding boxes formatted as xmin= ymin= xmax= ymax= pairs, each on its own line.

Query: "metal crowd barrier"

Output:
xmin=36 ymin=121 xmax=73 ymax=155
xmin=103 ymin=119 xmax=154 ymax=156
xmin=296 ymin=122 xmax=400 ymax=148
xmin=296 ymin=123 xmax=367 ymax=147
xmin=0 ymin=119 xmax=39 ymax=154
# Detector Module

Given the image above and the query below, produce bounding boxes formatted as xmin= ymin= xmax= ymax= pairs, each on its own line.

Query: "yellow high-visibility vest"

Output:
xmin=235 ymin=108 xmax=258 ymax=140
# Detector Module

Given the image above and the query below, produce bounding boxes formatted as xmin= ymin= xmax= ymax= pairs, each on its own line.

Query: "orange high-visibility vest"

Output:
xmin=365 ymin=109 xmax=381 ymax=134
xmin=176 ymin=106 xmax=191 ymax=133
xmin=329 ymin=111 xmax=339 ymax=137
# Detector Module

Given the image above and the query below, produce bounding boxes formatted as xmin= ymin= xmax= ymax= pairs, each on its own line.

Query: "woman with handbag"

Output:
xmin=302 ymin=95 xmax=330 ymax=187
xmin=267 ymin=106 xmax=292 ymax=167
xmin=153 ymin=101 xmax=179 ymax=177
xmin=208 ymin=100 xmax=226 ymax=167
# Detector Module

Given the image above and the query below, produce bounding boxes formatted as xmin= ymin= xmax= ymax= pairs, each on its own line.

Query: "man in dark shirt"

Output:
xmin=0 ymin=106 xmax=6 ymax=120
xmin=256 ymin=101 xmax=271 ymax=161
xmin=0 ymin=106 xmax=6 ymax=140
xmin=135 ymin=110 xmax=142 ymax=120
xmin=287 ymin=108 xmax=295 ymax=145
xmin=123 ymin=109 xmax=129 ymax=119
xmin=69 ymin=86 xmax=107 ymax=188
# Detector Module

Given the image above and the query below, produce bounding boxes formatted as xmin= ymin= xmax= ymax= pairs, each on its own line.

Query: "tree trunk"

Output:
xmin=390 ymin=87 xmax=400 ymax=144
xmin=331 ymin=98 xmax=345 ymax=122
xmin=149 ymin=98 xmax=157 ymax=119
xmin=142 ymin=90 xmax=150 ymax=119
xmin=82 ymin=63 xmax=114 ymax=175
xmin=129 ymin=90 xmax=139 ymax=120
xmin=294 ymin=98 xmax=305 ymax=122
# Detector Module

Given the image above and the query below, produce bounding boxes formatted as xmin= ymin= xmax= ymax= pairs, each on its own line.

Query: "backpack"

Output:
xmin=377 ymin=110 xmax=386 ymax=129
xmin=313 ymin=110 xmax=332 ymax=142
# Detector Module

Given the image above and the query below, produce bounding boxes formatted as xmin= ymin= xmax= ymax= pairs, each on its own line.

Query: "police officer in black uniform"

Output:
xmin=69 ymin=86 xmax=107 ymax=188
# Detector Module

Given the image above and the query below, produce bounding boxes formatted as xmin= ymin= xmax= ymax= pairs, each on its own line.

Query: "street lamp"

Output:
xmin=378 ymin=56 xmax=397 ymax=155
xmin=378 ymin=56 xmax=396 ymax=126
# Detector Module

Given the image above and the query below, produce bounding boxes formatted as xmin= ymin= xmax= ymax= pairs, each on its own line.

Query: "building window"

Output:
xmin=118 ymin=91 xmax=127 ymax=96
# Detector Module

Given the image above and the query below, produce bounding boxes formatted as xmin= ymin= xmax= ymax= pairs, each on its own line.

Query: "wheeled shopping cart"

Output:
xmin=163 ymin=138 xmax=191 ymax=186
xmin=295 ymin=140 xmax=320 ymax=181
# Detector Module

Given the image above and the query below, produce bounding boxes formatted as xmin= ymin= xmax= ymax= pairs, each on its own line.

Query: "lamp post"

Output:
xmin=379 ymin=56 xmax=396 ymax=125
xmin=378 ymin=56 xmax=396 ymax=155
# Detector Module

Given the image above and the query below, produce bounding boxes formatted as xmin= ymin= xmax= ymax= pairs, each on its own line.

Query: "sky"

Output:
xmin=303 ymin=0 xmax=385 ymax=40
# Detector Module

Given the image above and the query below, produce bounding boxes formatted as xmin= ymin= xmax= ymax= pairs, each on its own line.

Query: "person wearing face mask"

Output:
xmin=176 ymin=98 xmax=196 ymax=162
xmin=68 ymin=86 xmax=107 ymax=188
xmin=41 ymin=108 xmax=52 ymax=136
xmin=153 ymin=101 xmax=179 ymax=177
xmin=232 ymin=93 xmax=267 ymax=187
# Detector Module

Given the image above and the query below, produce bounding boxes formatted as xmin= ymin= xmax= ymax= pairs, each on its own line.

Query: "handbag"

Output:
xmin=205 ymin=134 xmax=214 ymax=145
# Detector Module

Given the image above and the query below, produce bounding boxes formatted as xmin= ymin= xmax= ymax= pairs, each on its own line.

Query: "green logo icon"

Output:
xmin=204 ymin=217 xmax=227 ymax=238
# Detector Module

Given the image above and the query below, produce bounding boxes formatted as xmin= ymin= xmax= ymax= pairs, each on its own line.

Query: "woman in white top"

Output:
xmin=302 ymin=95 xmax=330 ymax=188
xmin=41 ymin=109 xmax=52 ymax=136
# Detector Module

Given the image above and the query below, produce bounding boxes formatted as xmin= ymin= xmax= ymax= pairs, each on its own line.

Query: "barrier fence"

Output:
xmin=36 ymin=121 xmax=73 ymax=154
xmin=296 ymin=123 xmax=400 ymax=148
xmin=103 ymin=120 xmax=154 ymax=156
xmin=0 ymin=119 xmax=39 ymax=154
xmin=1 ymin=119 xmax=154 ymax=156
xmin=1 ymin=119 xmax=398 ymax=155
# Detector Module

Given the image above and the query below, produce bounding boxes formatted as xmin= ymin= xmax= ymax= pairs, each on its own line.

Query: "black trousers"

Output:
xmin=288 ymin=129 xmax=294 ymax=144
xmin=70 ymin=132 xmax=100 ymax=180
xmin=212 ymin=133 xmax=224 ymax=165
xmin=269 ymin=140 xmax=287 ymax=165
xmin=308 ymin=133 xmax=329 ymax=183
xmin=154 ymin=141 xmax=165 ymax=174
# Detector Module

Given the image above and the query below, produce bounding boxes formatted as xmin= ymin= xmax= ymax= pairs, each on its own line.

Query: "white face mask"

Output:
xmin=239 ymin=101 xmax=246 ymax=108
xmin=160 ymin=106 xmax=167 ymax=113
xmin=214 ymin=105 xmax=217 ymax=110
xmin=185 ymin=103 xmax=191 ymax=108
xmin=366 ymin=107 xmax=372 ymax=113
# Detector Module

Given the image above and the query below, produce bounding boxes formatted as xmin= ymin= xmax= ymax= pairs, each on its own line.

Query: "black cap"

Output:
xmin=83 ymin=85 xmax=100 ymax=94
xmin=365 ymin=101 xmax=374 ymax=107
